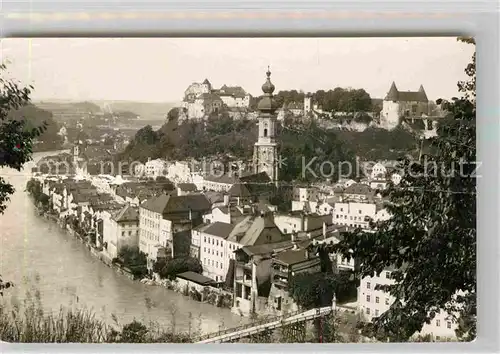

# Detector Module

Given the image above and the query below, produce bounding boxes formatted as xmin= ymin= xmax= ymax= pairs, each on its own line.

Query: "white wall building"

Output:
xmin=145 ymin=159 xmax=168 ymax=179
xmin=333 ymin=201 xmax=377 ymax=229
xmin=102 ymin=205 xmax=140 ymax=259
xmin=370 ymin=162 xmax=387 ymax=180
xmin=358 ymin=270 xmax=459 ymax=341
xmin=167 ymin=161 xmax=192 ymax=183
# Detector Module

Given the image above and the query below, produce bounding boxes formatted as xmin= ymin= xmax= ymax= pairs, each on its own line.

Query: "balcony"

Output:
xmin=235 ymin=275 xmax=252 ymax=286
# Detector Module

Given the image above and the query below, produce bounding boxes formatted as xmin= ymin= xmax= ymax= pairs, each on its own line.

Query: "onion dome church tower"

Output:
xmin=253 ymin=67 xmax=280 ymax=184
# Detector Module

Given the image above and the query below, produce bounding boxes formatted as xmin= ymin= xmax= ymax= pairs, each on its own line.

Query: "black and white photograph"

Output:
xmin=0 ymin=37 xmax=476 ymax=343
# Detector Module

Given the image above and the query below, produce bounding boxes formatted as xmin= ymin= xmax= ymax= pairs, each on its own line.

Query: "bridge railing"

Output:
xmin=195 ymin=308 xmax=306 ymax=342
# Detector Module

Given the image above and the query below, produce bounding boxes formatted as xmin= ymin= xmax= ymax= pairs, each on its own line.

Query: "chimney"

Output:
xmin=224 ymin=194 xmax=230 ymax=206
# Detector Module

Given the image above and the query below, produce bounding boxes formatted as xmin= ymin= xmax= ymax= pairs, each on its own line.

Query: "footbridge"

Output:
xmin=195 ymin=306 xmax=333 ymax=343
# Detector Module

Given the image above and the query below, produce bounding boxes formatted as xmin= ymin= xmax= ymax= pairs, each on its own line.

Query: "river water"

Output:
xmin=0 ymin=151 xmax=248 ymax=336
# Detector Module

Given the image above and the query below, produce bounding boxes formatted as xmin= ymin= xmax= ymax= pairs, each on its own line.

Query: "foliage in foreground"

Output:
xmin=319 ymin=37 xmax=477 ymax=342
xmin=153 ymin=256 xmax=203 ymax=281
xmin=0 ymin=286 xmax=193 ymax=343
xmin=1 ymin=64 xmax=48 ymax=214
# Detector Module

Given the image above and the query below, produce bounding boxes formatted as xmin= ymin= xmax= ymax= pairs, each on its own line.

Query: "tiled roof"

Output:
xmin=140 ymin=193 xmax=211 ymax=215
xmin=274 ymin=249 xmax=313 ymax=266
xmin=203 ymin=222 xmax=236 ymax=239
xmin=176 ymin=271 xmax=216 ymax=286
xmin=384 ymin=81 xmax=428 ymax=103
xmin=240 ymin=240 xmax=294 ymax=257
xmin=228 ymin=183 xmax=251 ymax=197
xmin=204 ymin=174 xmax=237 ymax=184
xmin=177 ymin=183 xmax=197 ymax=192
xmin=113 ymin=204 xmax=139 ymax=223
xmin=226 ymin=214 xmax=284 ymax=246
xmin=218 ymin=85 xmax=247 ymax=98
xmin=344 ymin=183 xmax=372 ymax=196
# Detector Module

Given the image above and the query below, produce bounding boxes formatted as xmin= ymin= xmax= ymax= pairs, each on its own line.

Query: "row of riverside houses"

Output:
xmin=32 ymin=159 xmax=459 ymax=341
xmin=285 ymin=164 xmax=461 ymax=341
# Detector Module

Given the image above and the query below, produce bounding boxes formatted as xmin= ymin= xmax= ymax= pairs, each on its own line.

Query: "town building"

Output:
xmin=193 ymin=210 xmax=286 ymax=283
xmin=144 ymin=158 xmax=168 ymax=178
xmin=358 ymin=269 xmax=459 ymax=341
xmin=139 ymin=193 xmax=211 ymax=268
xmin=267 ymin=246 xmax=322 ymax=314
xmin=232 ymin=241 xmax=293 ymax=316
xmin=181 ymin=79 xmax=252 ymax=119
xmin=102 ymin=204 xmax=140 ymax=260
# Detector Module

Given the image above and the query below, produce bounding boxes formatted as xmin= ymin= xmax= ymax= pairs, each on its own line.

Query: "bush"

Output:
xmin=0 ymin=283 xmax=195 ymax=343
xmin=117 ymin=246 xmax=148 ymax=279
xmin=154 ymin=256 xmax=203 ymax=280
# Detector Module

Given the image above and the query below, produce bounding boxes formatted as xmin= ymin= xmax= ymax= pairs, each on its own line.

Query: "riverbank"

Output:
xmin=35 ymin=202 xmax=234 ymax=311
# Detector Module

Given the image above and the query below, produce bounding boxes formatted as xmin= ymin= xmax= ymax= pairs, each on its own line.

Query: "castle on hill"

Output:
xmin=380 ymin=81 xmax=430 ymax=130
xmin=181 ymin=79 xmax=252 ymax=119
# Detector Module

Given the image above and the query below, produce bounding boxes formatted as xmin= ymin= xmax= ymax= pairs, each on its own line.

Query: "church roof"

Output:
xmin=257 ymin=67 xmax=281 ymax=113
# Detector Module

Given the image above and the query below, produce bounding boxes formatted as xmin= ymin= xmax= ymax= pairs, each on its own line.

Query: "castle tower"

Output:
xmin=304 ymin=94 xmax=312 ymax=114
xmin=253 ymin=67 xmax=280 ymax=183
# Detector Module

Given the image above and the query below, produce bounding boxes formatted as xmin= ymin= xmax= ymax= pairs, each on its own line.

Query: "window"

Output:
xmin=366 ymin=295 xmax=370 ymax=302
xmin=359 ymin=210 xmax=362 ymax=214
xmin=340 ymin=208 xmax=343 ymax=212
xmin=447 ymin=322 xmax=451 ymax=329
xmin=375 ymin=297 xmax=379 ymax=304
xmin=366 ymin=308 xmax=370 ymax=315
xmin=385 ymin=271 xmax=391 ymax=279
xmin=220 ymin=263 xmax=223 ymax=269
xmin=385 ymin=298 xmax=390 ymax=305
xmin=203 ymin=247 xmax=206 ymax=252
xmin=216 ymin=262 xmax=218 ymax=268
xmin=375 ymin=309 xmax=379 ymax=316
xmin=216 ymin=240 xmax=219 ymax=246
xmin=436 ymin=320 xmax=440 ymax=327
xmin=366 ymin=282 xmax=371 ymax=289
xmin=204 ymin=236 xmax=206 ymax=243
xmin=216 ymin=251 xmax=219 ymax=256
xmin=121 ymin=231 xmax=125 ymax=237
xmin=263 ymin=128 xmax=268 ymax=137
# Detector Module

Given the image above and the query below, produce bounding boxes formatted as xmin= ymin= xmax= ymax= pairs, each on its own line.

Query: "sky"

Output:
xmin=0 ymin=37 xmax=475 ymax=103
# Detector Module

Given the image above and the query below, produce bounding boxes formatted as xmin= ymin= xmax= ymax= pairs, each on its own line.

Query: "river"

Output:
xmin=0 ymin=151 xmax=249 ymax=335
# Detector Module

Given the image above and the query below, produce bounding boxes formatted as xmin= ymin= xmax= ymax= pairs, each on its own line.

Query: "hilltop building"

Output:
xmin=181 ymin=78 xmax=252 ymax=119
xmin=381 ymin=82 xmax=430 ymax=130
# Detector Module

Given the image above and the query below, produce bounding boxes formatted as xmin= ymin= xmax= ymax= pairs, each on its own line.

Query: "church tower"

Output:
xmin=253 ymin=67 xmax=280 ymax=183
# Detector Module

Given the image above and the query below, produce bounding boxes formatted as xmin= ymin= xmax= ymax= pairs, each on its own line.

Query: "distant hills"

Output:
xmin=92 ymin=101 xmax=180 ymax=121
xmin=33 ymin=100 xmax=179 ymax=122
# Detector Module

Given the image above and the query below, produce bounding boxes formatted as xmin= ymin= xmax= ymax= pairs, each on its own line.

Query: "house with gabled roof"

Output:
xmin=139 ymin=193 xmax=211 ymax=267
xmin=102 ymin=204 xmax=140 ymax=260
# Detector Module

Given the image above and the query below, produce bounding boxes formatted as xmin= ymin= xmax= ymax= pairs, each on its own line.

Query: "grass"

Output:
xmin=0 ymin=284 xmax=199 ymax=343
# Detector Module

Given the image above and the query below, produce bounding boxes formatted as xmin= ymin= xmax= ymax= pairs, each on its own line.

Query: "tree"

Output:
xmin=326 ymin=37 xmax=476 ymax=341
xmin=154 ymin=256 xmax=203 ymax=280
xmin=1 ymin=63 xmax=47 ymax=214
xmin=288 ymin=272 xmax=336 ymax=310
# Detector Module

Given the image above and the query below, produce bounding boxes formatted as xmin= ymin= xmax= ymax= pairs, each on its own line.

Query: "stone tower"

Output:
xmin=253 ymin=67 xmax=280 ymax=183
xmin=304 ymin=94 xmax=312 ymax=114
